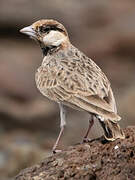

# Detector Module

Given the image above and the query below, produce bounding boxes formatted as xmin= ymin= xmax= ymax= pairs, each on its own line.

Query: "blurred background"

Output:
xmin=0 ymin=0 xmax=135 ymax=179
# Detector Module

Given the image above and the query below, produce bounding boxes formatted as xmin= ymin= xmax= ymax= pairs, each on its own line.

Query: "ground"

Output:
xmin=15 ymin=126 xmax=135 ymax=180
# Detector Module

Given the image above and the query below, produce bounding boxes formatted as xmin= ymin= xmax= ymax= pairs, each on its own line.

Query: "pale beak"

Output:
xmin=20 ymin=26 xmax=36 ymax=38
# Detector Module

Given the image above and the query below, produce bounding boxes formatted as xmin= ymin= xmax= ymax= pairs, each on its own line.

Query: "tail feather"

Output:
xmin=99 ymin=120 xmax=125 ymax=141
xmin=98 ymin=87 xmax=125 ymax=141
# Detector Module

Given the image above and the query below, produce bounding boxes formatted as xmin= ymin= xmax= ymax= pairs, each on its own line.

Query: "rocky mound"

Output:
xmin=15 ymin=126 xmax=135 ymax=180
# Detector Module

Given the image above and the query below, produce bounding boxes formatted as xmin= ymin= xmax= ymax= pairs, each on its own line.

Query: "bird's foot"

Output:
xmin=82 ymin=138 xmax=91 ymax=143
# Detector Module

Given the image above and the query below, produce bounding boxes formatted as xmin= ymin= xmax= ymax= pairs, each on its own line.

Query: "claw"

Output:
xmin=83 ymin=138 xmax=91 ymax=143
xmin=81 ymin=138 xmax=91 ymax=144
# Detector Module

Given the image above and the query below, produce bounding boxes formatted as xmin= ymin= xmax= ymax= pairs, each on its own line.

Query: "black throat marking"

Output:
xmin=42 ymin=46 xmax=59 ymax=56
xmin=39 ymin=42 xmax=60 ymax=56
xmin=41 ymin=46 xmax=52 ymax=56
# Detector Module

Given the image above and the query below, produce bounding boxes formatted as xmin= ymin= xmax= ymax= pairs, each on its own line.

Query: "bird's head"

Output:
xmin=20 ymin=19 xmax=70 ymax=55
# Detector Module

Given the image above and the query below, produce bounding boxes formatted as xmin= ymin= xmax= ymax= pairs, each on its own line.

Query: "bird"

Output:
xmin=20 ymin=19 xmax=125 ymax=153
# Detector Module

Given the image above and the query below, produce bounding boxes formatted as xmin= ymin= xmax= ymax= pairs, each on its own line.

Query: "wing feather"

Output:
xmin=36 ymin=50 xmax=120 ymax=122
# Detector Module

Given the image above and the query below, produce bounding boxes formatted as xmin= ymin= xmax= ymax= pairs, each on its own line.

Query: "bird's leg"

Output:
xmin=83 ymin=115 xmax=94 ymax=143
xmin=52 ymin=126 xmax=64 ymax=153
xmin=52 ymin=103 xmax=66 ymax=153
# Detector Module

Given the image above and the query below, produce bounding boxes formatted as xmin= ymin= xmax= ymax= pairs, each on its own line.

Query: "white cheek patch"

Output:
xmin=43 ymin=30 xmax=67 ymax=46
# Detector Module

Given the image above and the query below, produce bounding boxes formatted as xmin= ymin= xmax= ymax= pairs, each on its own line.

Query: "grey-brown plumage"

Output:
xmin=20 ymin=19 xmax=125 ymax=152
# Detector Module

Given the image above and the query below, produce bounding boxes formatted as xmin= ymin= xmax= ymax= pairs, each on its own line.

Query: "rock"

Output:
xmin=119 ymin=87 xmax=135 ymax=127
xmin=15 ymin=126 xmax=135 ymax=180
xmin=0 ymin=131 xmax=49 ymax=180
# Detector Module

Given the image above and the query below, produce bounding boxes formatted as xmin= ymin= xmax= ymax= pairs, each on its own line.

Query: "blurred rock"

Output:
xmin=119 ymin=87 xmax=135 ymax=127
xmin=0 ymin=131 xmax=49 ymax=180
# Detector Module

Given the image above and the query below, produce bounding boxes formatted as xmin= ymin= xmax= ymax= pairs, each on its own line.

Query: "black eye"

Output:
xmin=39 ymin=26 xmax=50 ymax=33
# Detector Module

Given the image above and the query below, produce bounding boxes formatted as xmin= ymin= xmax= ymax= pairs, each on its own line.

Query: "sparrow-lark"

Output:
xmin=20 ymin=19 xmax=125 ymax=153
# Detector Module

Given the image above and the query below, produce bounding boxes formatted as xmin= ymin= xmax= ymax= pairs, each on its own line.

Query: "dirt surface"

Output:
xmin=15 ymin=126 xmax=135 ymax=180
